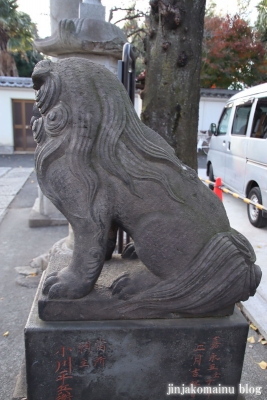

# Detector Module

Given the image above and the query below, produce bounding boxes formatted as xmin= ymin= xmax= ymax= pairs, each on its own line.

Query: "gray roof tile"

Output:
xmin=0 ymin=76 xmax=33 ymax=88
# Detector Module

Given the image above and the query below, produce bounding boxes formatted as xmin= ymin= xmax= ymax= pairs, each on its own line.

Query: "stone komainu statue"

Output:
xmin=31 ymin=58 xmax=261 ymax=315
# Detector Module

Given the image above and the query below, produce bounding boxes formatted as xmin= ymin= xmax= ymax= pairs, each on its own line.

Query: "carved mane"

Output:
xmin=32 ymin=58 xmax=192 ymax=211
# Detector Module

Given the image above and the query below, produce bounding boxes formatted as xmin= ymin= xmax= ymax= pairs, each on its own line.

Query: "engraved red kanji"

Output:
xmin=56 ymin=384 xmax=73 ymax=400
xmin=207 ymin=364 xmax=218 ymax=371
xmin=95 ymin=338 xmax=107 ymax=353
xmin=212 ymin=371 xmax=221 ymax=380
xmin=209 ymin=353 xmax=220 ymax=363
xmin=79 ymin=359 xmax=89 ymax=368
xmin=56 ymin=371 xmax=73 ymax=386
xmin=191 ymin=368 xmax=200 ymax=378
xmin=55 ymin=357 xmax=72 ymax=374
xmin=55 ymin=346 xmax=72 ymax=358
xmin=56 ymin=394 xmax=72 ymax=400
xmin=78 ymin=341 xmax=91 ymax=354
xmin=210 ymin=336 xmax=221 ymax=349
xmin=193 ymin=354 xmax=202 ymax=366
xmin=194 ymin=344 xmax=205 ymax=352
xmin=93 ymin=356 xmax=106 ymax=368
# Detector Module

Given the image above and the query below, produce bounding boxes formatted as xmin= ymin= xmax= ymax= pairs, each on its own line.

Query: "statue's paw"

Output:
xmin=121 ymin=242 xmax=138 ymax=259
xmin=42 ymin=268 xmax=93 ymax=299
xmin=110 ymin=274 xmax=133 ymax=300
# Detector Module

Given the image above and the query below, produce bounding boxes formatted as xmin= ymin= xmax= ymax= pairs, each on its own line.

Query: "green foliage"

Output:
xmin=0 ymin=0 xmax=43 ymax=76
xmin=0 ymin=0 xmax=37 ymax=51
xmin=201 ymin=13 xmax=267 ymax=89
xmin=0 ymin=0 xmax=17 ymax=19
xmin=13 ymin=49 xmax=44 ymax=77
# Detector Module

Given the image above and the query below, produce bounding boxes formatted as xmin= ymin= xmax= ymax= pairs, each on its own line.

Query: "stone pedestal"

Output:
xmin=25 ymin=281 xmax=248 ymax=400
xmin=79 ymin=0 xmax=105 ymax=20
xmin=50 ymin=0 xmax=80 ymax=34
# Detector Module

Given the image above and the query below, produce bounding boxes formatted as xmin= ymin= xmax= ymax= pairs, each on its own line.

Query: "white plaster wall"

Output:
xmin=198 ymin=98 xmax=226 ymax=132
xmin=134 ymin=95 xmax=227 ymax=131
xmin=0 ymin=87 xmax=35 ymax=152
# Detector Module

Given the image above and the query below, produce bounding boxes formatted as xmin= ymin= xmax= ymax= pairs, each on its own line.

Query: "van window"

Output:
xmin=231 ymin=101 xmax=252 ymax=136
xmin=250 ymin=97 xmax=267 ymax=139
xmin=217 ymin=106 xmax=232 ymax=135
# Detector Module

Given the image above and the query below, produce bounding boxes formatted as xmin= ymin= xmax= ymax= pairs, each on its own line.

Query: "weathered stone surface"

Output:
xmin=31 ymin=58 xmax=261 ymax=316
xmin=25 ymin=286 xmax=248 ymax=400
xmin=34 ymin=18 xmax=127 ymax=59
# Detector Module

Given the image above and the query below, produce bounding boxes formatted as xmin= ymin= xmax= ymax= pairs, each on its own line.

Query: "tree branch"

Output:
xmin=109 ymin=6 xmax=135 ymax=22
xmin=114 ymin=13 xmax=147 ymax=26
xmin=126 ymin=27 xmax=146 ymax=38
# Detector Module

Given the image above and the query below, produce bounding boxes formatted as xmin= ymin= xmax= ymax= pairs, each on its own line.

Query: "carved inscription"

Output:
xmin=54 ymin=338 xmax=108 ymax=399
xmin=189 ymin=336 xmax=223 ymax=399
xmin=55 ymin=346 xmax=73 ymax=400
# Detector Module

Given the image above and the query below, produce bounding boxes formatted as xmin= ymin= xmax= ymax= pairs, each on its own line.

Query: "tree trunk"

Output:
xmin=0 ymin=50 xmax=18 ymax=76
xmin=142 ymin=0 xmax=206 ymax=171
xmin=0 ymin=27 xmax=18 ymax=76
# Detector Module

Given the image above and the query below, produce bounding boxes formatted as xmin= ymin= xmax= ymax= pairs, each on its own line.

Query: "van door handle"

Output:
xmin=228 ymin=141 xmax=231 ymax=150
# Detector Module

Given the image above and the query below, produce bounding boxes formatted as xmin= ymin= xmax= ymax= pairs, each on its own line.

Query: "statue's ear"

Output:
xmin=32 ymin=60 xmax=61 ymax=115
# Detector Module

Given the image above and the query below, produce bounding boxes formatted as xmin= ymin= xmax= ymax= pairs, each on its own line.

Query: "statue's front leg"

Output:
xmin=43 ymin=217 xmax=109 ymax=299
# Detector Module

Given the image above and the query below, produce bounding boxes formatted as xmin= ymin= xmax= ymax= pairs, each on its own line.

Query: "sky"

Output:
xmin=17 ymin=0 xmax=260 ymax=39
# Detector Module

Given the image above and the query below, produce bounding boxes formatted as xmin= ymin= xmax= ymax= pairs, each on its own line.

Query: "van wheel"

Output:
xmin=208 ymin=164 xmax=215 ymax=190
xmin=247 ymin=187 xmax=267 ymax=228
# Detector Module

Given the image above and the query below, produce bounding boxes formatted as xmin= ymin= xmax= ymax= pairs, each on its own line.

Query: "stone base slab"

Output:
xmin=38 ymin=254 xmax=235 ymax=321
xmin=25 ymin=284 xmax=248 ymax=400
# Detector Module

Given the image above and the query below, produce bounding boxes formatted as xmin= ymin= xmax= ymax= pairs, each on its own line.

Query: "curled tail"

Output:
xmin=118 ymin=230 xmax=261 ymax=315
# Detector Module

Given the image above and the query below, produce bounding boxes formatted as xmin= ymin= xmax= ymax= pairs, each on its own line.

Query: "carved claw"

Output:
xmin=42 ymin=275 xmax=59 ymax=295
xmin=42 ymin=267 xmax=94 ymax=299
xmin=121 ymin=242 xmax=138 ymax=259
xmin=45 ymin=282 xmax=77 ymax=299
xmin=110 ymin=273 xmax=131 ymax=297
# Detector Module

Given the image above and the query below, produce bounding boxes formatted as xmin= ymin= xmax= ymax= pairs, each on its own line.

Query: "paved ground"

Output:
xmin=0 ymin=158 xmax=68 ymax=400
xmin=0 ymin=153 xmax=34 ymax=168
xmin=0 ymin=155 xmax=266 ymax=399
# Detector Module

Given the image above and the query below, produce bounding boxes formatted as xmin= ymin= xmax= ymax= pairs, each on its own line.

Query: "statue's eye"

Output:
xmin=45 ymin=102 xmax=69 ymax=136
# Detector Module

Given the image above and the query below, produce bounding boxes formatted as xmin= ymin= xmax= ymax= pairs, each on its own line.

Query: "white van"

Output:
xmin=207 ymin=83 xmax=267 ymax=228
